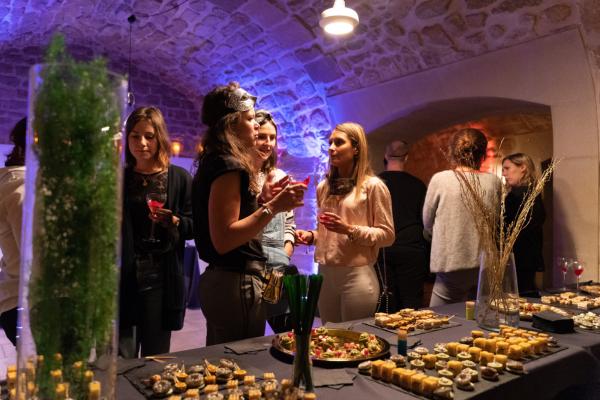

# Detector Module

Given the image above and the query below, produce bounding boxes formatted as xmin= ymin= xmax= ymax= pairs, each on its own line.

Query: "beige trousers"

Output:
xmin=318 ymin=264 xmax=380 ymax=324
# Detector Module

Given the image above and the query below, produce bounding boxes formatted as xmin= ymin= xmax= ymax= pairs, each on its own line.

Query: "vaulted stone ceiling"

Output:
xmin=0 ymin=0 xmax=598 ymax=158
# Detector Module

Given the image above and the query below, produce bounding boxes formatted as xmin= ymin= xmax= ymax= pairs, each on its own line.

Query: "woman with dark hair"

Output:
xmin=193 ymin=83 xmax=305 ymax=345
xmin=296 ymin=122 xmax=394 ymax=324
xmin=502 ymin=152 xmax=545 ymax=296
xmin=0 ymin=117 xmax=26 ymax=346
xmin=423 ymin=128 xmax=502 ymax=306
xmin=120 ymin=106 xmax=193 ymax=357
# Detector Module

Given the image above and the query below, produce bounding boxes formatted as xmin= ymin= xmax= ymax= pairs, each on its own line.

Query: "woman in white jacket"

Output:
xmin=0 ymin=117 xmax=26 ymax=345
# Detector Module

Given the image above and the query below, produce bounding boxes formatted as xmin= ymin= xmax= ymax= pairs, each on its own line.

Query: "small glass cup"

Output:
xmin=573 ymin=260 xmax=585 ymax=292
xmin=557 ymin=256 xmax=570 ymax=291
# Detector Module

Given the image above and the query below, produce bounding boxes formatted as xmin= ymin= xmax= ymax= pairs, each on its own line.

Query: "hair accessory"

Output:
xmin=226 ymin=88 xmax=257 ymax=112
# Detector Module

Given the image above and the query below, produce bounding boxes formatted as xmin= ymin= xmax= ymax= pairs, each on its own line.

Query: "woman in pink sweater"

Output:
xmin=296 ymin=122 xmax=395 ymax=323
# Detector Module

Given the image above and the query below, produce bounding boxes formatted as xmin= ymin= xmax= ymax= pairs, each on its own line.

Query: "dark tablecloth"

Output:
xmin=117 ymin=302 xmax=600 ymax=399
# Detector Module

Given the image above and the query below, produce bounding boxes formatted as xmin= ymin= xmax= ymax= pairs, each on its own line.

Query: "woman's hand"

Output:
xmin=260 ymin=172 xmax=289 ymax=203
xmin=295 ymin=229 xmax=315 ymax=245
xmin=319 ymin=212 xmax=352 ymax=235
xmin=268 ymin=182 xmax=307 ymax=214
xmin=149 ymin=208 xmax=180 ymax=228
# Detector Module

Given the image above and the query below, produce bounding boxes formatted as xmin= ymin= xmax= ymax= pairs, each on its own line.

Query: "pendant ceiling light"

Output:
xmin=319 ymin=0 xmax=359 ymax=35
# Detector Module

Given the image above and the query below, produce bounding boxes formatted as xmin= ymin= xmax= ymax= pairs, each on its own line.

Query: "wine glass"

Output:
xmin=145 ymin=192 xmax=167 ymax=243
xmin=573 ymin=260 xmax=585 ymax=292
xmin=557 ymin=257 xmax=570 ymax=291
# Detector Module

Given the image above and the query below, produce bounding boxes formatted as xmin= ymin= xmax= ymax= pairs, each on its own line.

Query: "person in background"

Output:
xmin=253 ymin=110 xmax=297 ymax=333
xmin=120 ymin=106 xmax=193 ymax=357
xmin=502 ymin=152 xmax=545 ymax=297
xmin=0 ymin=118 xmax=26 ymax=346
xmin=296 ymin=122 xmax=394 ymax=324
xmin=193 ymin=82 xmax=305 ymax=345
xmin=423 ymin=128 xmax=501 ymax=306
xmin=378 ymin=140 xmax=428 ymax=310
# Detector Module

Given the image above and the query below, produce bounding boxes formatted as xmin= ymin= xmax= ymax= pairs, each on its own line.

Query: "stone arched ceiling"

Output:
xmin=0 ymin=0 xmax=597 ymax=159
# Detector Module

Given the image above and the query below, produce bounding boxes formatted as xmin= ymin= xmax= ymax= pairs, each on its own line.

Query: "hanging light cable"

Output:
xmin=319 ymin=0 xmax=359 ymax=35
xmin=127 ymin=14 xmax=136 ymax=107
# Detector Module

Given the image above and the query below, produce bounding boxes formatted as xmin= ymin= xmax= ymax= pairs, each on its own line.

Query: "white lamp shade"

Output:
xmin=319 ymin=0 xmax=359 ymax=35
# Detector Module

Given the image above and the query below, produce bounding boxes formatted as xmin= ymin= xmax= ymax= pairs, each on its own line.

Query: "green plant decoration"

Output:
xmin=28 ymin=34 xmax=121 ymax=399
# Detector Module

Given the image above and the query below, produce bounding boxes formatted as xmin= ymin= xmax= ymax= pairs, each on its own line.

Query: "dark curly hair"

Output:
xmin=449 ymin=128 xmax=488 ymax=170
xmin=5 ymin=117 xmax=26 ymax=167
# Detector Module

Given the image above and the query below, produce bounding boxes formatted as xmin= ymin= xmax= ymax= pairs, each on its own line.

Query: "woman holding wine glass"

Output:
xmin=296 ymin=122 xmax=395 ymax=324
xmin=502 ymin=152 xmax=546 ymax=297
xmin=193 ymin=83 xmax=306 ymax=345
xmin=120 ymin=106 xmax=193 ymax=357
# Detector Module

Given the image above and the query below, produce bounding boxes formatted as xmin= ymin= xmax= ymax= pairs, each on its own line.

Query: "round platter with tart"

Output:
xmin=271 ymin=327 xmax=390 ymax=367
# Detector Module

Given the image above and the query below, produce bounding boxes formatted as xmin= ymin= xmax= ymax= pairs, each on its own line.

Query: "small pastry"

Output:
xmin=152 ymin=380 xmax=173 ymax=398
xmin=480 ymin=351 xmax=494 ymax=366
xmin=489 ymin=332 xmax=500 ymax=339
xmin=484 ymin=339 xmax=497 ymax=353
xmin=438 ymin=377 xmax=453 ymax=388
xmin=471 ymin=330 xmax=485 ymax=338
xmin=233 ymin=370 xmax=246 ymax=381
xmin=203 ymin=385 xmax=219 ymax=394
xmin=399 ymin=369 xmax=416 ymax=390
xmin=390 ymin=354 xmax=406 ymax=367
xmin=432 ymin=386 xmax=455 ymax=400
xmin=438 ymin=369 xmax=454 ymax=379
xmin=246 ymin=389 xmax=261 ymax=400
xmin=407 ymin=351 xmax=422 ymax=361
xmin=382 ymin=361 xmax=396 ymax=382
xmin=445 ymin=342 xmax=459 ymax=357
xmin=473 ymin=337 xmax=486 ymax=349
xmin=434 ymin=344 xmax=448 ymax=354
xmin=410 ymin=359 xmax=425 ymax=371
xmin=220 ymin=359 xmax=237 ymax=370
xmin=204 ymin=375 xmax=216 ymax=385
xmin=371 ymin=360 xmax=385 ymax=379
xmin=263 ymin=372 xmax=276 ymax=381
xmin=459 ymin=336 xmax=474 ymax=346
xmin=436 ymin=352 xmax=450 ymax=362
xmin=463 ymin=367 xmax=479 ymax=382
xmin=508 ymin=345 xmax=523 ymax=360
xmin=151 ymin=374 xmax=162 ymax=384
xmin=205 ymin=393 xmax=224 ymax=400
xmin=506 ymin=360 xmax=525 ymax=374
xmin=164 ymin=364 xmax=179 ymax=373
xmin=456 ymin=352 xmax=471 ymax=361
xmin=391 ymin=368 xmax=405 ymax=386
xmin=174 ymin=381 xmax=187 ymax=394
xmin=216 ymin=367 xmax=233 ymax=383
xmin=243 ymin=376 xmax=255 ymax=386
xmin=162 ymin=372 xmax=178 ymax=384
xmin=457 ymin=344 xmax=470 ymax=354
xmin=185 ymin=373 xmax=204 ymax=389
xmin=422 ymin=376 xmax=440 ymax=397
xmin=422 ymin=354 xmax=437 ymax=369
xmin=183 ymin=388 xmax=200 ymax=399
xmin=435 ymin=360 xmax=448 ymax=371
xmin=226 ymin=380 xmax=238 ymax=390
xmin=410 ymin=373 xmax=427 ymax=395
xmin=414 ymin=346 xmax=429 ymax=356
xmin=480 ymin=366 xmax=499 ymax=381
xmin=496 ymin=341 xmax=510 ymax=355
xmin=358 ymin=361 xmax=372 ymax=375
xmin=187 ymin=365 xmax=204 ymax=374
xmin=468 ymin=346 xmax=481 ymax=362
xmin=447 ymin=360 xmax=463 ymax=376
xmin=488 ymin=361 xmax=504 ymax=374
xmin=461 ymin=360 xmax=477 ymax=370
xmin=455 ymin=372 xmax=475 ymax=391
xmin=494 ymin=354 xmax=508 ymax=367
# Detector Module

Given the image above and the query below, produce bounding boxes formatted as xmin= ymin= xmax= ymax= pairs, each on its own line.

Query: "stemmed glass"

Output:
xmin=145 ymin=192 xmax=167 ymax=244
xmin=573 ymin=260 xmax=585 ymax=292
xmin=557 ymin=257 xmax=570 ymax=291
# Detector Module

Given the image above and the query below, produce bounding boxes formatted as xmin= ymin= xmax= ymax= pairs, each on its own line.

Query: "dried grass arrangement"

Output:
xmin=454 ymin=157 xmax=557 ymax=329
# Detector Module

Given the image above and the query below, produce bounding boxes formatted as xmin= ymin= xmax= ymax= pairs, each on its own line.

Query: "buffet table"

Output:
xmin=116 ymin=303 xmax=600 ymax=399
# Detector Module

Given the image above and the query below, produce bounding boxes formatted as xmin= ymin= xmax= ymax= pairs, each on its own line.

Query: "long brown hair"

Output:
xmin=197 ymin=82 xmax=258 ymax=193
xmin=449 ymin=128 xmax=488 ymax=170
xmin=125 ymin=106 xmax=171 ymax=169
xmin=502 ymin=152 xmax=537 ymax=186
xmin=322 ymin=122 xmax=373 ymax=201
xmin=255 ymin=109 xmax=278 ymax=173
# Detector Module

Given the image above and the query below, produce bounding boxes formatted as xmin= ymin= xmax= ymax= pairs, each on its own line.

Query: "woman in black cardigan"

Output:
xmin=502 ymin=152 xmax=545 ymax=297
xmin=119 ymin=106 xmax=193 ymax=357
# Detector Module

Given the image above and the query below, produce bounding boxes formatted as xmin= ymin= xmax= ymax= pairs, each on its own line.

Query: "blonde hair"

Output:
xmin=502 ymin=152 xmax=537 ymax=186
xmin=322 ymin=122 xmax=373 ymax=201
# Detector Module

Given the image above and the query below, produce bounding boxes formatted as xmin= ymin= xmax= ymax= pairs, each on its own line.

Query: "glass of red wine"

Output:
xmin=573 ymin=260 xmax=584 ymax=292
xmin=557 ymin=257 xmax=570 ymax=291
xmin=145 ymin=192 xmax=167 ymax=243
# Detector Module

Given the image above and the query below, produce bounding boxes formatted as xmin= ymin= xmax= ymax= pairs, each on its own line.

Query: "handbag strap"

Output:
xmin=375 ymin=247 xmax=391 ymax=314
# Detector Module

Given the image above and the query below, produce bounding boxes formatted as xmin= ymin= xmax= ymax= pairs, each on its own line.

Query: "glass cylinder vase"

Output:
xmin=16 ymin=62 xmax=126 ymax=400
xmin=475 ymin=252 xmax=520 ymax=331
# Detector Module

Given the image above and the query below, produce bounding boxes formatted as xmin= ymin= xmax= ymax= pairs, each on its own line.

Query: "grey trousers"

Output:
xmin=429 ymin=268 xmax=479 ymax=306
xmin=198 ymin=268 xmax=266 ymax=346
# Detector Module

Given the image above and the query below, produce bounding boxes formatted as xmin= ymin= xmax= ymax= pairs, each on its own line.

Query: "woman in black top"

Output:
xmin=120 ymin=106 xmax=193 ymax=357
xmin=193 ymin=82 xmax=305 ymax=345
xmin=502 ymin=152 xmax=545 ymax=297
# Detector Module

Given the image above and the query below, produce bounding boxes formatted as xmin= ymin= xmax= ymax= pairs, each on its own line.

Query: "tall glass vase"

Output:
xmin=475 ymin=252 xmax=520 ymax=331
xmin=16 ymin=60 xmax=126 ymax=400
